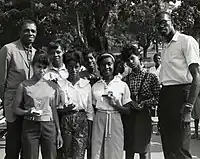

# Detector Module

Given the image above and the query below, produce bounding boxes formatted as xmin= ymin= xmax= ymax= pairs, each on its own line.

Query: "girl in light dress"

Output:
xmin=91 ymin=53 xmax=133 ymax=159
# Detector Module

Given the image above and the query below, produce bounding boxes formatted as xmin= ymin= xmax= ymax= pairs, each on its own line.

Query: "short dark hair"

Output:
xmin=115 ymin=56 xmax=125 ymax=74
xmin=121 ymin=44 xmax=140 ymax=62
xmin=63 ymin=50 xmax=82 ymax=66
xmin=32 ymin=49 xmax=50 ymax=67
xmin=153 ymin=53 xmax=160 ymax=61
xmin=96 ymin=53 xmax=117 ymax=76
xmin=20 ymin=19 xmax=37 ymax=31
xmin=47 ymin=39 xmax=66 ymax=52
xmin=96 ymin=53 xmax=115 ymax=67
xmin=82 ymin=48 xmax=98 ymax=61
xmin=155 ymin=11 xmax=172 ymax=21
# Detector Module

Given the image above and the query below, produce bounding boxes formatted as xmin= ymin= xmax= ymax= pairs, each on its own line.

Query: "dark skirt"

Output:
xmin=122 ymin=106 xmax=152 ymax=153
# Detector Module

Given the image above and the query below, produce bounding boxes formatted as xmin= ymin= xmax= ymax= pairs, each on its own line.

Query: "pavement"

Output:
xmin=0 ymin=122 xmax=200 ymax=159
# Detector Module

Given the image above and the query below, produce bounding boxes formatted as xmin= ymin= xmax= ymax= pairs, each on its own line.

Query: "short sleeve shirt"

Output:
xmin=43 ymin=64 xmax=68 ymax=81
xmin=21 ymin=78 xmax=60 ymax=121
xmin=58 ymin=78 xmax=94 ymax=121
xmin=149 ymin=65 xmax=161 ymax=82
xmin=160 ymin=32 xmax=200 ymax=86
xmin=92 ymin=77 xmax=132 ymax=110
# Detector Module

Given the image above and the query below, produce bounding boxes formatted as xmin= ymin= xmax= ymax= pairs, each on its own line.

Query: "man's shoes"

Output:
xmin=191 ymin=133 xmax=198 ymax=139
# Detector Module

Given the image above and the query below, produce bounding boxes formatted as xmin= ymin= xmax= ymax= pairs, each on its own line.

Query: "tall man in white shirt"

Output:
xmin=156 ymin=11 xmax=200 ymax=159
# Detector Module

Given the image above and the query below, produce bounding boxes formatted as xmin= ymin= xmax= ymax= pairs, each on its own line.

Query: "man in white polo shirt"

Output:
xmin=156 ymin=11 xmax=200 ymax=159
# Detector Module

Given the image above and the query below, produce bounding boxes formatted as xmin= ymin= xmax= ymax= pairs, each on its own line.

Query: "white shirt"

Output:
xmin=149 ymin=65 xmax=161 ymax=82
xmin=43 ymin=64 xmax=68 ymax=81
xmin=160 ymin=32 xmax=200 ymax=86
xmin=92 ymin=77 xmax=132 ymax=110
xmin=58 ymin=78 xmax=94 ymax=121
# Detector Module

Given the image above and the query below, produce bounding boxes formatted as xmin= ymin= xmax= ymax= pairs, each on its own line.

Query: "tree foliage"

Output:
xmin=0 ymin=0 xmax=120 ymax=52
xmin=114 ymin=0 xmax=161 ymax=57
xmin=1 ymin=0 xmax=198 ymax=57
xmin=172 ymin=0 xmax=200 ymax=43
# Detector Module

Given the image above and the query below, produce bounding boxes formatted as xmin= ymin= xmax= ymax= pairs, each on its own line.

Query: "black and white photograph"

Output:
xmin=0 ymin=0 xmax=200 ymax=159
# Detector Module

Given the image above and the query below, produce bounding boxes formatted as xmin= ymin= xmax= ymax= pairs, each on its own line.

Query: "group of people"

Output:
xmin=0 ymin=10 xmax=200 ymax=159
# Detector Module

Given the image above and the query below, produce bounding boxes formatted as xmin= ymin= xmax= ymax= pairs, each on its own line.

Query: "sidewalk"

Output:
xmin=0 ymin=122 xmax=200 ymax=159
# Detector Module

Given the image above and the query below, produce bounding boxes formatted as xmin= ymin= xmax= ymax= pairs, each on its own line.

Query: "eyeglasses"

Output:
xmin=156 ymin=20 xmax=171 ymax=26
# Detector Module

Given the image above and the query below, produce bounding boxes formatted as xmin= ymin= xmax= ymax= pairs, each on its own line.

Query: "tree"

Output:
xmin=116 ymin=0 xmax=161 ymax=58
xmin=1 ymin=0 xmax=189 ymax=56
xmin=171 ymin=0 xmax=200 ymax=44
xmin=0 ymin=0 xmax=121 ymax=52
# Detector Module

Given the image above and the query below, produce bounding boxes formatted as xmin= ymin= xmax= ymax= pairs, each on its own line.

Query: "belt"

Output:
xmin=97 ymin=109 xmax=119 ymax=140
xmin=24 ymin=116 xmax=52 ymax=121
xmin=162 ymin=83 xmax=191 ymax=87
xmin=65 ymin=109 xmax=85 ymax=114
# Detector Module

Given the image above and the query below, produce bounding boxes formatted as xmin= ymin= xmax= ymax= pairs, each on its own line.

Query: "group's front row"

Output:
xmin=12 ymin=46 xmax=160 ymax=159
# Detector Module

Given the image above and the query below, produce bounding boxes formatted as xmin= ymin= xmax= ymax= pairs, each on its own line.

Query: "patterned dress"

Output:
xmin=123 ymin=69 xmax=160 ymax=153
xmin=58 ymin=78 xmax=94 ymax=159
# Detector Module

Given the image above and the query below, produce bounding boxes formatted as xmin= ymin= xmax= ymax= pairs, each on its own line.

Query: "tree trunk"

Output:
xmin=143 ymin=46 xmax=148 ymax=58
xmin=155 ymin=40 xmax=159 ymax=53
xmin=13 ymin=0 xmax=31 ymax=10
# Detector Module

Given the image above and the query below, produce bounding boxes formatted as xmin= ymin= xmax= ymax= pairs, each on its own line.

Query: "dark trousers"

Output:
xmin=4 ymin=118 xmax=23 ymax=159
xmin=158 ymin=84 xmax=192 ymax=159
xmin=22 ymin=120 xmax=57 ymax=159
xmin=87 ymin=145 xmax=91 ymax=159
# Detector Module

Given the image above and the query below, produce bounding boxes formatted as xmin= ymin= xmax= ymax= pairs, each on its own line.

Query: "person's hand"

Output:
xmin=183 ymin=111 xmax=192 ymax=123
xmin=103 ymin=92 xmax=119 ymax=107
xmin=27 ymin=108 xmax=42 ymax=116
xmin=138 ymin=101 xmax=146 ymax=110
xmin=57 ymin=133 xmax=63 ymax=149
xmin=110 ymin=98 xmax=121 ymax=109
xmin=51 ymin=78 xmax=58 ymax=84
xmin=181 ymin=103 xmax=193 ymax=123
xmin=130 ymin=100 xmax=144 ymax=110
xmin=63 ymin=104 xmax=76 ymax=112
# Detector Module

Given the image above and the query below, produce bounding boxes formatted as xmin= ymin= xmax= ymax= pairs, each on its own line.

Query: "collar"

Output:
xmin=67 ymin=78 xmax=90 ymax=88
xmin=17 ymin=39 xmax=33 ymax=51
xmin=19 ymin=40 xmax=33 ymax=51
xmin=171 ymin=31 xmax=180 ymax=42
xmin=156 ymin=65 xmax=161 ymax=69
xmin=49 ymin=64 xmax=66 ymax=71
xmin=97 ymin=76 xmax=121 ymax=84
xmin=130 ymin=68 xmax=146 ymax=76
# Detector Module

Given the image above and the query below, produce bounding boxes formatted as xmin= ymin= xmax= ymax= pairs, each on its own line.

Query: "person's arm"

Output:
xmin=139 ymin=74 xmax=160 ymax=109
xmin=182 ymin=64 xmax=200 ymax=113
xmin=181 ymin=37 xmax=200 ymax=121
xmin=107 ymin=82 xmax=132 ymax=114
xmin=86 ymin=85 xmax=94 ymax=121
xmin=86 ymin=85 xmax=94 ymax=148
xmin=51 ymin=91 xmax=63 ymax=149
xmin=0 ymin=46 xmax=11 ymax=101
xmin=13 ymin=83 xmax=30 ymax=116
xmin=111 ymin=100 xmax=131 ymax=114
